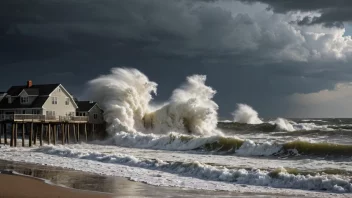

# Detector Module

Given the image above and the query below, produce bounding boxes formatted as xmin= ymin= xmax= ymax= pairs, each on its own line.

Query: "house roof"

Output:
xmin=7 ymin=84 xmax=60 ymax=96
xmin=23 ymin=88 xmax=40 ymax=96
xmin=77 ymin=101 xmax=98 ymax=112
xmin=0 ymin=96 xmax=49 ymax=109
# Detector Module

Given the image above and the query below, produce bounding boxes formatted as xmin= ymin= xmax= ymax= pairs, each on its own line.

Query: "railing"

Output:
xmin=0 ymin=114 xmax=89 ymax=122
xmin=14 ymin=114 xmax=45 ymax=121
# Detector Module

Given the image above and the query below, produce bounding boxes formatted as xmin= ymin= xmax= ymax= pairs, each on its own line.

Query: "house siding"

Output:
xmin=88 ymin=105 xmax=104 ymax=124
xmin=42 ymin=85 xmax=76 ymax=117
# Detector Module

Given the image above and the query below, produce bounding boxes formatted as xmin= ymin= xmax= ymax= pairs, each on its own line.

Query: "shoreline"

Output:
xmin=0 ymin=172 xmax=112 ymax=198
xmin=0 ymin=159 xmax=257 ymax=198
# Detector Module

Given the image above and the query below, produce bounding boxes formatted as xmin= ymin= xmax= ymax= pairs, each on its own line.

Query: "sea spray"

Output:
xmin=232 ymin=104 xmax=263 ymax=124
xmin=87 ymin=68 xmax=157 ymax=133
xmin=272 ymin=118 xmax=295 ymax=132
xmin=88 ymin=68 xmax=220 ymax=135
xmin=149 ymin=75 xmax=220 ymax=135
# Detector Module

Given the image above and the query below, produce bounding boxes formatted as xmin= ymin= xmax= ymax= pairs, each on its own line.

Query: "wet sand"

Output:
xmin=0 ymin=173 xmax=112 ymax=198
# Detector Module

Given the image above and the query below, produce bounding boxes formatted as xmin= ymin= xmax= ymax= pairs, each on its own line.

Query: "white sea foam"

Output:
xmin=31 ymin=146 xmax=352 ymax=193
xmin=236 ymin=140 xmax=282 ymax=156
xmin=88 ymin=68 xmax=220 ymax=135
xmin=232 ymin=104 xmax=263 ymax=124
xmin=269 ymin=118 xmax=331 ymax=132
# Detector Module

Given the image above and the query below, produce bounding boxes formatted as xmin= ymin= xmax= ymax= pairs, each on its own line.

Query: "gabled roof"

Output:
xmin=77 ymin=101 xmax=99 ymax=112
xmin=0 ymin=96 xmax=49 ymax=109
xmin=23 ymin=88 xmax=39 ymax=96
xmin=7 ymin=84 xmax=60 ymax=96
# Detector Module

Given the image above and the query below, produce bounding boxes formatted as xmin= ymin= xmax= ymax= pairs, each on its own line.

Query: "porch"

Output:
xmin=0 ymin=114 xmax=89 ymax=123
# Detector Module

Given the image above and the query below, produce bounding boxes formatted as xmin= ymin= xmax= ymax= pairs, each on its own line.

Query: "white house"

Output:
xmin=0 ymin=81 xmax=103 ymax=124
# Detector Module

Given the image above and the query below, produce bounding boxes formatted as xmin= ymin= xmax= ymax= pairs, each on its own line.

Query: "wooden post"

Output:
xmin=85 ymin=123 xmax=87 ymax=142
xmin=77 ymin=124 xmax=80 ymax=142
xmin=34 ymin=124 xmax=37 ymax=145
xmin=10 ymin=123 xmax=14 ymax=147
xmin=0 ymin=123 xmax=2 ymax=145
xmin=67 ymin=124 xmax=70 ymax=144
xmin=53 ymin=124 xmax=56 ymax=145
xmin=73 ymin=124 xmax=76 ymax=143
xmin=40 ymin=124 xmax=43 ymax=146
xmin=4 ymin=123 xmax=7 ymax=145
xmin=92 ymin=124 xmax=95 ymax=140
xmin=61 ymin=124 xmax=65 ymax=145
xmin=22 ymin=123 xmax=25 ymax=147
xmin=14 ymin=123 xmax=17 ymax=147
xmin=48 ymin=124 xmax=51 ymax=145
xmin=29 ymin=123 xmax=33 ymax=147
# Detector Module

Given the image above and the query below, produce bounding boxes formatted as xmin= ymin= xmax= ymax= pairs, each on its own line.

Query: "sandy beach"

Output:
xmin=0 ymin=159 xmax=294 ymax=198
xmin=0 ymin=173 xmax=113 ymax=198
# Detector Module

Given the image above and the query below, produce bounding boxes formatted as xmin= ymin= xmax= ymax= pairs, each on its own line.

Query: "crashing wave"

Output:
xmin=232 ymin=104 xmax=263 ymax=124
xmin=88 ymin=68 xmax=220 ymax=136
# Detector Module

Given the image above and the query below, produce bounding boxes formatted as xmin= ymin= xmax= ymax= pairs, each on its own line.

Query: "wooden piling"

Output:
xmin=77 ymin=124 xmax=80 ymax=142
xmin=34 ymin=124 xmax=37 ymax=145
xmin=61 ymin=124 xmax=65 ymax=145
xmin=53 ymin=124 xmax=56 ymax=145
xmin=10 ymin=123 xmax=14 ymax=147
xmin=40 ymin=124 xmax=43 ymax=146
xmin=48 ymin=124 xmax=51 ymax=145
xmin=85 ymin=123 xmax=87 ymax=142
xmin=4 ymin=123 xmax=7 ymax=145
xmin=0 ymin=123 xmax=2 ymax=145
xmin=67 ymin=124 xmax=70 ymax=144
xmin=92 ymin=124 xmax=95 ymax=140
xmin=73 ymin=124 xmax=76 ymax=143
xmin=14 ymin=123 xmax=17 ymax=147
xmin=29 ymin=123 xmax=33 ymax=147
xmin=22 ymin=123 xmax=25 ymax=147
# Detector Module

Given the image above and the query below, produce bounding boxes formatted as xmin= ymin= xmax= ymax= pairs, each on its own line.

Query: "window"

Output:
xmin=58 ymin=88 xmax=61 ymax=92
xmin=46 ymin=111 xmax=55 ymax=116
xmin=65 ymin=98 xmax=70 ymax=105
xmin=32 ymin=110 xmax=40 ymax=114
xmin=93 ymin=114 xmax=98 ymax=119
xmin=20 ymin=97 xmax=29 ymax=104
xmin=52 ymin=97 xmax=58 ymax=105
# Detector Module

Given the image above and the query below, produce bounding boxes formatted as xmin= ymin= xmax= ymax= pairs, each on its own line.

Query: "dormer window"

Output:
xmin=20 ymin=96 xmax=29 ymax=104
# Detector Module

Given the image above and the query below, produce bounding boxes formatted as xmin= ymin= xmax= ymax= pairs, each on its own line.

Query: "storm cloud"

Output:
xmin=240 ymin=0 xmax=352 ymax=27
xmin=1 ymin=0 xmax=352 ymax=117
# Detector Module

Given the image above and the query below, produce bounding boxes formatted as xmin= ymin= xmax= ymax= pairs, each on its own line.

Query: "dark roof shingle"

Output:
xmin=0 ymin=96 xmax=49 ymax=109
xmin=77 ymin=101 xmax=97 ymax=112
xmin=7 ymin=84 xmax=60 ymax=96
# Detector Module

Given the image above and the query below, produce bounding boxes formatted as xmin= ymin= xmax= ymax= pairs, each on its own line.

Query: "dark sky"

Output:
xmin=1 ymin=0 xmax=352 ymax=118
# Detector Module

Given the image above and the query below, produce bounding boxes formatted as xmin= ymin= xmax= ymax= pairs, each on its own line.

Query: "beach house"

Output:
xmin=0 ymin=80 xmax=103 ymax=124
xmin=76 ymin=101 xmax=104 ymax=124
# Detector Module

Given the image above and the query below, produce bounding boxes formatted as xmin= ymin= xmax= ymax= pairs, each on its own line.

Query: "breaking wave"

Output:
xmin=34 ymin=146 xmax=352 ymax=193
xmin=96 ymin=132 xmax=352 ymax=157
xmin=232 ymin=104 xmax=263 ymax=124
xmin=88 ymin=68 xmax=220 ymax=136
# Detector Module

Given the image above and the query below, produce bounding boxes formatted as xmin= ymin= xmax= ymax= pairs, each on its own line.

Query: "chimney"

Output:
xmin=27 ymin=80 xmax=33 ymax=88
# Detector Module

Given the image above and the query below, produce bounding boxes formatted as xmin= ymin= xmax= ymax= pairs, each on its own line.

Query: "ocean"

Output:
xmin=1 ymin=68 xmax=351 ymax=197
xmin=0 ymin=118 xmax=351 ymax=197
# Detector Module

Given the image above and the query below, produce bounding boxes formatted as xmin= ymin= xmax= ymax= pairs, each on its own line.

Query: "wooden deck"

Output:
xmin=0 ymin=114 xmax=88 ymax=123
